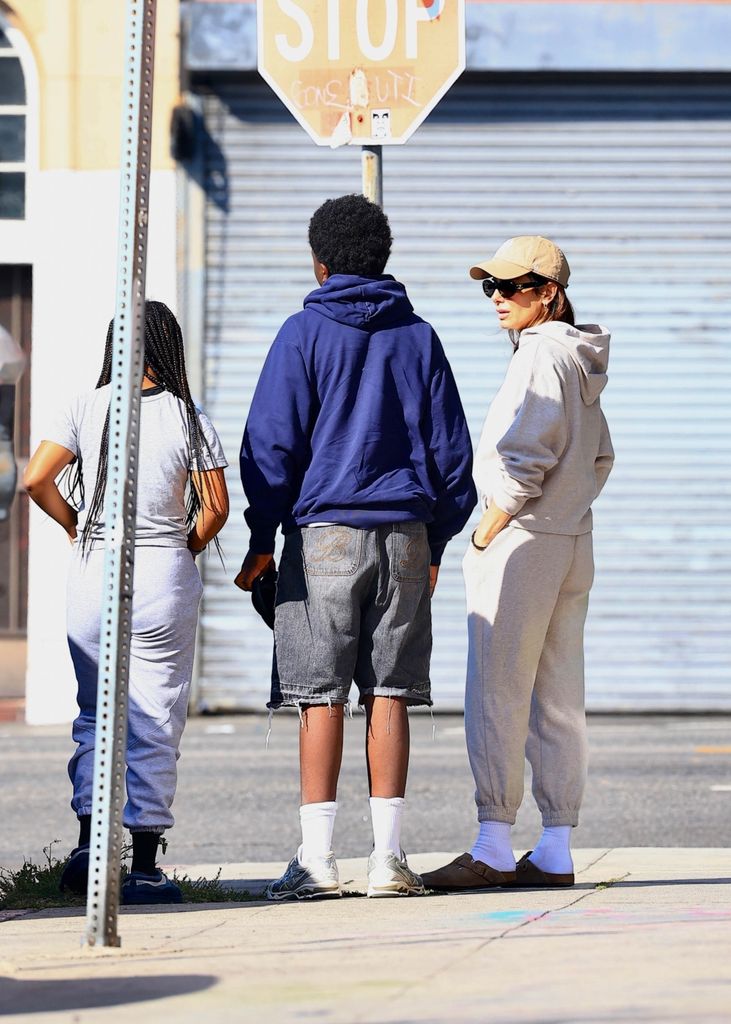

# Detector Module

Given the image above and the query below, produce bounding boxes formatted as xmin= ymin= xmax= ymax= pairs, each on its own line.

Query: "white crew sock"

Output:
xmin=369 ymin=796 xmax=405 ymax=856
xmin=299 ymin=801 xmax=337 ymax=862
xmin=470 ymin=820 xmax=516 ymax=873
xmin=529 ymin=825 xmax=573 ymax=874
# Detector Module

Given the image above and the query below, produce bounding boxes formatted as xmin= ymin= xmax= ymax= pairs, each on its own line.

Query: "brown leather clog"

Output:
xmin=502 ymin=851 xmax=575 ymax=888
xmin=421 ymin=853 xmax=516 ymax=892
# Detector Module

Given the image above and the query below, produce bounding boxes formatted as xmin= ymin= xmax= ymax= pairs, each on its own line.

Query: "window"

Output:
xmin=0 ymin=27 xmax=26 ymax=220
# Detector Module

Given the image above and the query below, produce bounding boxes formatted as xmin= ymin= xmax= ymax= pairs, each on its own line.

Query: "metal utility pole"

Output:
xmin=84 ymin=0 xmax=157 ymax=948
xmin=361 ymin=145 xmax=383 ymax=208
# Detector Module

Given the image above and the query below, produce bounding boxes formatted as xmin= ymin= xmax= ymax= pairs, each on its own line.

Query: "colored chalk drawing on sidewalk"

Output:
xmin=475 ymin=909 xmax=544 ymax=923
xmin=472 ymin=906 xmax=731 ymax=930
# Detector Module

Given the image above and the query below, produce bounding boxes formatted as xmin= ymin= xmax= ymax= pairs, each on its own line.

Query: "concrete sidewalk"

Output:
xmin=1 ymin=848 xmax=730 ymax=1023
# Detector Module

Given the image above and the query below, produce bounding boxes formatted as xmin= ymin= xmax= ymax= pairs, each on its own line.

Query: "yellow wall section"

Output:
xmin=4 ymin=0 xmax=179 ymax=171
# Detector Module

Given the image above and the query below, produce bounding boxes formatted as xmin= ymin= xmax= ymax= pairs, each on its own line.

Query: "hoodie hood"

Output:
xmin=520 ymin=321 xmax=610 ymax=405
xmin=303 ymin=274 xmax=414 ymax=331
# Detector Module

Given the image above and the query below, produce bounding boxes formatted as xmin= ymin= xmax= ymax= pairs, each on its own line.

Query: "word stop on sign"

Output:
xmin=258 ymin=0 xmax=465 ymax=146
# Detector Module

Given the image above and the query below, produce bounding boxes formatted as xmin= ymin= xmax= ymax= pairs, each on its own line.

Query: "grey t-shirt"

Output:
xmin=47 ymin=384 xmax=228 ymax=548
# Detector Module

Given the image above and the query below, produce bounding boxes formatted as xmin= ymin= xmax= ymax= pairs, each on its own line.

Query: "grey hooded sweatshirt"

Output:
xmin=474 ymin=321 xmax=614 ymax=534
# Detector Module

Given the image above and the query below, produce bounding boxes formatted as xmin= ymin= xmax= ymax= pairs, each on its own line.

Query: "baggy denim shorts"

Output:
xmin=269 ymin=522 xmax=433 ymax=709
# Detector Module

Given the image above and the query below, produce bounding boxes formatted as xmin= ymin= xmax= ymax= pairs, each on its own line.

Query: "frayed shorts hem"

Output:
xmin=357 ymin=686 xmax=432 ymax=708
xmin=267 ymin=697 xmax=350 ymax=711
xmin=268 ymin=688 xmax=432 ymax=710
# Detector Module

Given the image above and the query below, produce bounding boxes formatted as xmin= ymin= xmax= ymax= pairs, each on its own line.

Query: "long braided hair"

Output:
xmin=68 ymin=300 xmax=223 ymax=555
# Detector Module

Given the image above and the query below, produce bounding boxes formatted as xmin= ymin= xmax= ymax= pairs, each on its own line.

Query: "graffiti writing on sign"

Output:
xmin=291 ymin=70 xmax=422 ymax=113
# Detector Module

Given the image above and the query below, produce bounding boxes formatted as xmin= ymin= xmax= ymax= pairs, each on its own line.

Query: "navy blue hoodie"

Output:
xmin=240 ymin=275 xmax=476 ymax=564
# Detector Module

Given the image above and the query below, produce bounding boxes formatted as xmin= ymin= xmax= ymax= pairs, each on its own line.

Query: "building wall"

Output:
xmin=0 ymin=0 xmax=181 ymax=723
xmin=184 ymin=1 xmax=731 ymax=712
xmin=184 ymin=0 xmax=731 ymax=73
xmin=8 ymin=0 xmax=731 ymax=721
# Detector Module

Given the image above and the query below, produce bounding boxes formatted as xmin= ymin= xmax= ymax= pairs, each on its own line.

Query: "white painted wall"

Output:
xmin=24 ymin=168 xmax=177 ymax=724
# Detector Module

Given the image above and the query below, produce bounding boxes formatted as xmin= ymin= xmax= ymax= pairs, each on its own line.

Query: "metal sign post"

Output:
xmin=361 ymin=145 xmax=383 ymax=208
xmin=84 ymin=0 xmax=157 ymax=949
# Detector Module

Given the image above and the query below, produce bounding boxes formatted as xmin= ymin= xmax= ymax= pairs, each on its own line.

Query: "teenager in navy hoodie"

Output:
xmin=236 ymin=194 xmax=475 ymax=901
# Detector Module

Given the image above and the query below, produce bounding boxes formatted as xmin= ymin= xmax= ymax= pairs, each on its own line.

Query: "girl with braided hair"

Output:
xmin=24 ymin=300 xmax=229 ymax=904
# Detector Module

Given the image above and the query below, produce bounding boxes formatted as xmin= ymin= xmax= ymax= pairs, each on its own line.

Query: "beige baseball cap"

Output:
xmin=469 ymin=236 xmax=570 ymax=287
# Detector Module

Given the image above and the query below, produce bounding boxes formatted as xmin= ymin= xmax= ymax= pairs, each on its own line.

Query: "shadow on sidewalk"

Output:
xmin=0 ymin=973 xmax=216 ymax=1015
xmin=5 ymin=888 xmax=375 ymax=920
xmin=506 ymin=879 xmax=731 ymax=892
xmin=608 ymin=877 xmax=731 ymax=888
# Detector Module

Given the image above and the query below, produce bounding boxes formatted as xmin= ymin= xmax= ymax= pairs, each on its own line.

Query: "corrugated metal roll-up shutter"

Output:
xmin=196 ymin=72 xmax=731 ymax=712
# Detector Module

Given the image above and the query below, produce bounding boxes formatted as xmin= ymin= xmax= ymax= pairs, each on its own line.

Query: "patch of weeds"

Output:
xmin=172 ymin=868 xmax=251 ymax=903
xmin=151 ymin=839 xmax=251 ymax=902
xmin=0 ymin=841 xmax=83 ymax=911
xmin=0 ymin=840 xmax=251 ymax=910
xmin=594 ymin=876 xmax=624 ymax=890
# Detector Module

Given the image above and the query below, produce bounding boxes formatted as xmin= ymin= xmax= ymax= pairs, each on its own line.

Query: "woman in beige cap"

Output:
xmin=423 ymin=236 xmax=614 ymax=892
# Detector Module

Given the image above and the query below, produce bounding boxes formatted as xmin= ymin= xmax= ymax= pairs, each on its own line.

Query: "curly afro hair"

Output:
xmin=308 ymin=194 xmax=392 ymax=278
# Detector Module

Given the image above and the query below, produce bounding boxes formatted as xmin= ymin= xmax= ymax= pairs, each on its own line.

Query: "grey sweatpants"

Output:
xmin=463 ymin=527 xmax=594 ymax=828
xmin=66 ymin=546 xmax=203 ymax=832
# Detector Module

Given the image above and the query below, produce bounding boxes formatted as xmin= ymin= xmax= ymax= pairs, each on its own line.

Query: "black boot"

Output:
xmin=59 ymin=816 xmax=91 ymax=895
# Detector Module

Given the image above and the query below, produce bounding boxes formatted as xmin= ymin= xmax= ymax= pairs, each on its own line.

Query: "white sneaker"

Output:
xmin=266 ymin=847 xmax=341 ymax=901
xmin=367 ymin=849 xmax=425 ymax=898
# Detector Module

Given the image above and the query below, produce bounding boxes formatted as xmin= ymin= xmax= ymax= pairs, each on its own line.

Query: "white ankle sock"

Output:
xmin=299 ymin=801 xmax=337 ymax=862
xmin=470 ymin=820 xmax=516 ymax=873
xmin=369 ymin=796 xmax=404 ymax=856
xmin=529 ymin=825 xmax=573 ymax=874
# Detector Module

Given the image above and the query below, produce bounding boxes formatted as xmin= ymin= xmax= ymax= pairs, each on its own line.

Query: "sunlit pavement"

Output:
xmin=2 ymin=848 xmax=730 ymax=1023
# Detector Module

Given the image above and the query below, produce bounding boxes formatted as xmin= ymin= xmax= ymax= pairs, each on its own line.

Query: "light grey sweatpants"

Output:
xmin=463 ymin=526 xmax=594 ymax=828
xmin=66 ymin=546 xmax=203 ymax=832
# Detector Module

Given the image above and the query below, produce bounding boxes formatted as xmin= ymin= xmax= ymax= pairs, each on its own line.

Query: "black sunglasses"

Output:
xmin=481 ymin=277 xmax=542 ymax=299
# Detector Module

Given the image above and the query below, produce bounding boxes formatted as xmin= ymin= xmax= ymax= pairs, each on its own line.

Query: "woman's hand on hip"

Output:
xmin=472 ymin=504 xmax=512 ymax=550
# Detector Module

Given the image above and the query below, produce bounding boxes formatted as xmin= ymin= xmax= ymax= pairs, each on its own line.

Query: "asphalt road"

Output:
xmin=1 ymin=714 xmax=730 ymax=870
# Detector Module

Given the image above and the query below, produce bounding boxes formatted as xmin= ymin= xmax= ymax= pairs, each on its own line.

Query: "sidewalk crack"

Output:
xmin=577 ymin=848 xmax=613 ymax=875
xmin=356 ymin=852 xmax=626 ymax=1022
xmin=156 ymin=917 xmax=228 ymax=953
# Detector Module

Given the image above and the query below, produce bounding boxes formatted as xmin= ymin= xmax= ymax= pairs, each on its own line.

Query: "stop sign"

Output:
xmin=257 ymin=1 xmax=465 ymax=146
